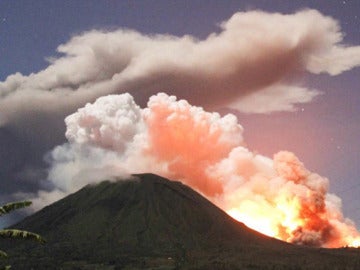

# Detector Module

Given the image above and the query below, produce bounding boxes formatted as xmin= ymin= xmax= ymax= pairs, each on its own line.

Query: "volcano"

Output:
xmin=3 ymin=173 xmax=360 ymax=269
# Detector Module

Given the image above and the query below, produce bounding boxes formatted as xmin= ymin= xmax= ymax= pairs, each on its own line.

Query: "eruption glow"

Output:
xmin=37 ymin=93 xmax=360 ymax=248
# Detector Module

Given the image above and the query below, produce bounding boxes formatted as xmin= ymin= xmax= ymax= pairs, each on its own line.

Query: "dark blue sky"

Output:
xmin=1 ymin=0 xmax=360 ymax=227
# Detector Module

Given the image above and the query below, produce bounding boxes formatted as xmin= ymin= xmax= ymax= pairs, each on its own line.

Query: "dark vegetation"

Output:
xmin=2 ymin=173 xmax=360 ymax=269
xmin=0 ymin=201 xmax=45 ymax=269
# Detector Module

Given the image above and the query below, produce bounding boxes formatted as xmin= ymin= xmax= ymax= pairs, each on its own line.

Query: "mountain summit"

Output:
xmin=4 ymin=173 xmax=360 ymax=269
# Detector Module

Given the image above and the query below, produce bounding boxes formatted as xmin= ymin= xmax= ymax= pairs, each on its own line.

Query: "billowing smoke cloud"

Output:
xmin=2 ymin=9 xmax=360 ymax=129
xmin=20 ymin=92 xmax=360 ymax=248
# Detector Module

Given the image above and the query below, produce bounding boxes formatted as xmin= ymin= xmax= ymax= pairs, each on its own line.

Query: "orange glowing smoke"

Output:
xmin=61 ymin=93 xmax=360 ymax=248
xmin=144 ymin=94 xmax=244 ymax=196
xmin=143 ymin=93 xmax=360 ymax=248
xmin=257 ymin=152 xmax=360 ymax=248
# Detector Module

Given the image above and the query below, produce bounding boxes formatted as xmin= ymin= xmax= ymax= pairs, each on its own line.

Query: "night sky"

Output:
xmin=1 ymin=0 xmax=360 ymax=228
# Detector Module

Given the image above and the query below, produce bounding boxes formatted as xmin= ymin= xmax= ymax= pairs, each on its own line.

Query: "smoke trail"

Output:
xmin=20 ymin=92 xmax=359 ymax=248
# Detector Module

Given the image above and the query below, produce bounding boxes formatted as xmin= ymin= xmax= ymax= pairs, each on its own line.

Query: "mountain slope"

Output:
xmin=3 ymin=173 xmax=360 ymax=269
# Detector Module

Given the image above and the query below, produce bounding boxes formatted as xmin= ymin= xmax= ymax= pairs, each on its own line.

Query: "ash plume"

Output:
xmin=19 ymin=92 xmax=360 ymax=248
xmin=2 ymin=9 xmax=360 ymax=138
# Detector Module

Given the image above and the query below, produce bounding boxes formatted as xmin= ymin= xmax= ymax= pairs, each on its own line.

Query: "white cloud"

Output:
xmin=229 ymin=84 xmax=321 ymax=113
